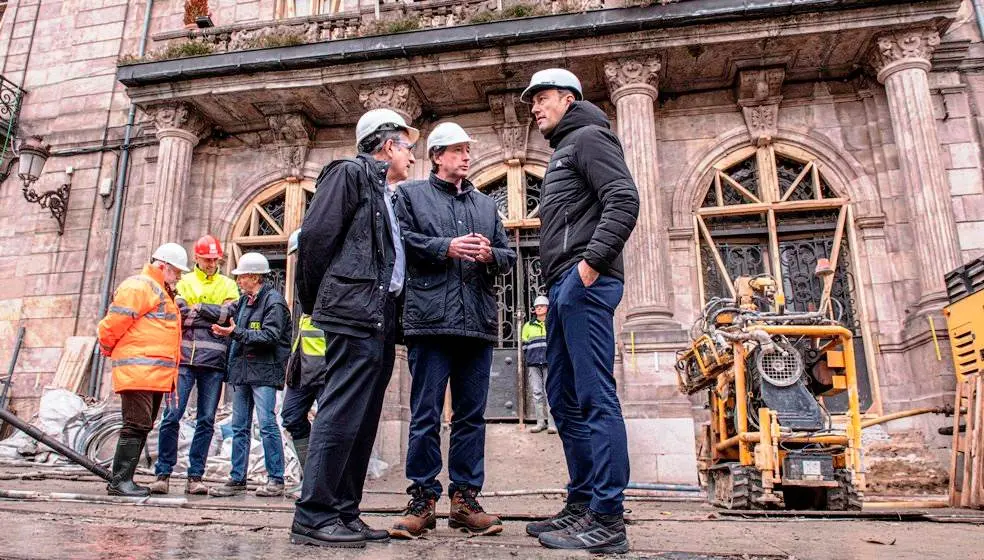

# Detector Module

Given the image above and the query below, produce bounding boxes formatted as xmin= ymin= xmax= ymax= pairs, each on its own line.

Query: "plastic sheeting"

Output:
xmin=0 ymin=388 xmax=390 ymax=484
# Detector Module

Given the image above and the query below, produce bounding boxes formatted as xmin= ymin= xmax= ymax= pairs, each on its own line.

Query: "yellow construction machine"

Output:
xmin=676 ymin=274 xmax=863 ymax=510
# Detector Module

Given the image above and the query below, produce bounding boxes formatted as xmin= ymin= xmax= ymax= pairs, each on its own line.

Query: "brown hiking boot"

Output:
xmin=148 ymin=475 xmax=169 ymax=495
xmin=185 ymin=478 xmax=208 ymax=495
xmin=449 ymin=487 xmax=503 ymax=535
xmin=389 ymin=488 xmax=437 ymax=539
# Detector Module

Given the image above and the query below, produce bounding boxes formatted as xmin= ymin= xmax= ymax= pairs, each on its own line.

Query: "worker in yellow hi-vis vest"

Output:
xmin=521 ymin=295 xmax=555 ymax=434
xmin=281 ymin=229 xmax=328 ymax=499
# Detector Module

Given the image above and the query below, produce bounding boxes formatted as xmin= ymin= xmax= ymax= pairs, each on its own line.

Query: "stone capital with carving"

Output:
xmin=869 ymin=27 xmax=940 ymax=83
xmin=147 ymin=102 xmax=210 ymax=141
xmin=488 ymin=93 xmax=531 ymax=161
xmin=268 ymin=113 xmax=315 ymax=181
xmin=737 ymin=68 xmax=785 ymax=147
xmin=358 ymin=81 xmax=422 ymax=124
xmin=604 ymin=56 xmax=661 ymax=102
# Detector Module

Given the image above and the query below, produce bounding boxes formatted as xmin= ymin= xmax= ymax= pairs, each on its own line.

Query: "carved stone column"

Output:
xmin=870 ymin=28 xmax=960 ymax=312
xmin=148 ymin=102 xmax=209 ymax=248
xmin=604 ymin=56 xmax=675 ymax=333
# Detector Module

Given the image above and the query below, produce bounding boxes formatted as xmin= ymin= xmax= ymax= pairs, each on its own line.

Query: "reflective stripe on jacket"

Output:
xmin=97 ymin=264 xmax=181 ymax=393
xmin=175 ymin=267 xmax=239 ymax=370
xmin=521 ymin=319 xmax=547 ymax=365
xmin=287 ymin=314 xmax=327 ymax=389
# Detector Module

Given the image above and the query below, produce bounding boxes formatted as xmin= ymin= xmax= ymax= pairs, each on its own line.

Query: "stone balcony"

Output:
xmin=139 ymin=0 xmax=627 ymax=62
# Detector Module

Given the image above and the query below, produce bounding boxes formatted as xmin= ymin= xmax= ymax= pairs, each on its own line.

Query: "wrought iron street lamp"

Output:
xmin=18 ymin=135 xmax=72 ymax=235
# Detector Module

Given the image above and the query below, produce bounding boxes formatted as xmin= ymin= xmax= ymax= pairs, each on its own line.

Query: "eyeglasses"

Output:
xmin=392 ymin=140 xmax=416 ymax=152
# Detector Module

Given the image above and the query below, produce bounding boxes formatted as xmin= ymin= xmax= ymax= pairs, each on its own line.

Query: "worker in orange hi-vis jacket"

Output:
xmin=97 ymin=242 xmax=189 ymax=497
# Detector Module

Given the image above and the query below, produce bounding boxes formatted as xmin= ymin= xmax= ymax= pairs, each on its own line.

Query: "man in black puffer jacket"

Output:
xmin=390 ymin=121 xmax=515 ymax=539
xmin=521 ymin=69 xmax=640 ymax=555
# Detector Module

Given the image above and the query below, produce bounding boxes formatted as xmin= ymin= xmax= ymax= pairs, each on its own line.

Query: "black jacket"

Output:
xmin=396 ymin=174 xmax=516 ymax=342
xmin=539 ymin=101 xmax=640 ymax=288
xmin=227 ymin=284 xmax=292 ymax=388
xmin=297 ymin=154 xmax=398 ymax=333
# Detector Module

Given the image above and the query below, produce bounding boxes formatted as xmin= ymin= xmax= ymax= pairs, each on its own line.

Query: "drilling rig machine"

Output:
xmin=676 ymin=273 xmax=864 ymax=510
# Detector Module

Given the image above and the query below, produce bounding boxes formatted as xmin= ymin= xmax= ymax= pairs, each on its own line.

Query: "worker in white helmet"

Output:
xmin=291 ymin=108 xmax=415 ymax=548
xmin=522 ymin=68 xmax=640 ymax=554
xmin=389 ymin=121 xmax=515 ymax=539
xmin=521 ymin=295 xmax=555 ymax=434
xmin=209 ymin=252 xmax=292 ymax=499
xmin=97 ymin=243 xmax=188 ymax=497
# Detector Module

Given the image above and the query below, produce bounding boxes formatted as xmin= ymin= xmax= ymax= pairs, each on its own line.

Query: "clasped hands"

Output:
xmin=447 ymin=233 xmax=494 ymax=263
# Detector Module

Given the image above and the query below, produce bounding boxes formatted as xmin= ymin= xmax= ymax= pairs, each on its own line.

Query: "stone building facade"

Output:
xmin=0 ymin=0 xmax=982 ymax=483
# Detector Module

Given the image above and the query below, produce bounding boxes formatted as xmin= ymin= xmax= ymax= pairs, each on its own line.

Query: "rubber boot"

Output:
xmin=288 ymin=437 xmax=309 ymax=499
xmin=107 ymin=437 xmax=151 ymax=497
xmin=545 ymin=403 xmax=557 ymax=434
xmin=529 ymin=402 xmax=548 ymax=433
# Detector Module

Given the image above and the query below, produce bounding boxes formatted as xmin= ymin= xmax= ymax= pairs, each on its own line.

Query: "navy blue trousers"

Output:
xmin=546 ymin=264 xmax=629 ymax=515
xmin=281 ymin=383 xmax=323 ymax=441
xmin=405 ymin=336 xmax=492 ymax=499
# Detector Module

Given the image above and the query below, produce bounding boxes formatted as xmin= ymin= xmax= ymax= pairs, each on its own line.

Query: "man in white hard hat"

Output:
xmin=521 ymin=68 xmax=640 ymax=554
xmin=389 ymin=121 xmax=515 ymax=538
xmin=280 ymin=229 xmax=328 ymax=500
xmin=291 ymin=108 xmax=416 ymax=548
xmin=209 ymin=252 xmax=292 ymax=499
xmin=521 ymin=295 xmax=555 ymax=434
xmin=97 ymin=243 xmax=188 ymax=496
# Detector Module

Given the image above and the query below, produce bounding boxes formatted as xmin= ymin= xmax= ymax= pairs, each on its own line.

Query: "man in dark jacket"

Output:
xmin=290 ymin=108 xmax=416 ymax=548
xmin=208 ymin=252 xmax=292 ymax=498
xmin=521 ymin=69 xmax=640 ymax=554
xmin=389 ymin=121 xmax=515 ymax=539
xmin=149 ymin=235 xmax=239 ymax=496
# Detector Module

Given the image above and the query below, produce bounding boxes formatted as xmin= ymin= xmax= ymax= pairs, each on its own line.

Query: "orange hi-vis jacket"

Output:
xmin=97 ymin=264 xmax=181 ymax=393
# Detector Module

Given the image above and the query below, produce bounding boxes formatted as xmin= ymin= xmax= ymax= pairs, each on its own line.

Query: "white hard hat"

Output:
xmin=533 ymin=295 xmax=550 ymax=307
xmin=287 ymin=229 xmax=301 ymax=255
xmin=232 ymin=252 xmax=271 ymax=275
xmin=520 ymin=68 xmax=583 ymax=103
xmin=355 ymin=108 xmax=420 ymax=148
xmin=426 ymin=122 xmax=475 ymax=153
xmin=152 ymin=243 xmax=190 ymax=273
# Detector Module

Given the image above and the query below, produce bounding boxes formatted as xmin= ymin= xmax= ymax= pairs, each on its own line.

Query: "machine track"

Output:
xmin=825 ymin=469 xmax=863 ymax=511
xmin=707 ymin=464 xmax=766 ymax=510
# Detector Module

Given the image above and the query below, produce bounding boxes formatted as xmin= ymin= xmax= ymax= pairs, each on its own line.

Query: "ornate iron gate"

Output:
xmin=487 ymin=229 xmax=546 ymax=420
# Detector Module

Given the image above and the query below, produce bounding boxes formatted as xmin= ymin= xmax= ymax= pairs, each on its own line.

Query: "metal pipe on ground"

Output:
xmin=0 ymin=407 xmax=111 ymax=481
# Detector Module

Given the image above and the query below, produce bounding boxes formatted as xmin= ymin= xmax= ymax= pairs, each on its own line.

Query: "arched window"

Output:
xmin=229 ymin=180 xmax=315 ymax=306
xmin=694 ymin=145 xmax=873 ymax=411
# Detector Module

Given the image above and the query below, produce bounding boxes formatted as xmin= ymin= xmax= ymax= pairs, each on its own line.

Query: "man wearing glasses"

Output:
xmin=390 ymin=122 xmax=515 ymax=538
xmin=291 ymin=108 xmax=415 ymax=548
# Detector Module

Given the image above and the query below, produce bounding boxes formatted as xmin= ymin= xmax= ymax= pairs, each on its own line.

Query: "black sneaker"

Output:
xmin=525 ymin=502 xmax=589 ymax=537
xmin=537 ymin=510 xmax=629 ymax=554
xmin=345 ymin=517 xmax=390 ymax=542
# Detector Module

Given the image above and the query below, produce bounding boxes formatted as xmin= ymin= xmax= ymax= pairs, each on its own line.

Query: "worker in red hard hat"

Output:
xmin=148 ymin=234 xmax=239 ymax=496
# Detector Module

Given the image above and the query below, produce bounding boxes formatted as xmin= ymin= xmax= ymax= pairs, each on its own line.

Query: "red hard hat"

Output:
xmin=193 ymin=234 xmax=223 ymax=258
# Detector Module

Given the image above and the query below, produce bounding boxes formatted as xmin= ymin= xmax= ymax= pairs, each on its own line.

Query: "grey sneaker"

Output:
xmin=255 ymin=480 xmax=285 ymax=497
xmin=208 ymin=480 xmax=247 ymax=497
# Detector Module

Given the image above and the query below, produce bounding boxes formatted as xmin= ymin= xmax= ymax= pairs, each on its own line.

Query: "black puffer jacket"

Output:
xmin=297 ymin=155 xmax=398 ymax=333
xmin=227 ymin=284 xmax=292 ymax=388
xmin=396 ymin=174 xmax=516 ymax=342
xmin=539 ymin=101 xmax=640 ymax=288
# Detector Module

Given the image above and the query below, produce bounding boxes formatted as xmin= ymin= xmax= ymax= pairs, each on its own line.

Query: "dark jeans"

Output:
xmin=293 ymin=297 xmax=396 ymax=528
xmin=405 ymin=336 xmax=493 ymax=499
xmin=154 ymin=365 xmax=224 ymax=478
xmin=546 ymin=264 xmax=629 ymax=515
xmin=119 ymin=390 xmax=164 ymax=442
xmin=281 ymin=383 xmax=323 ymax=441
